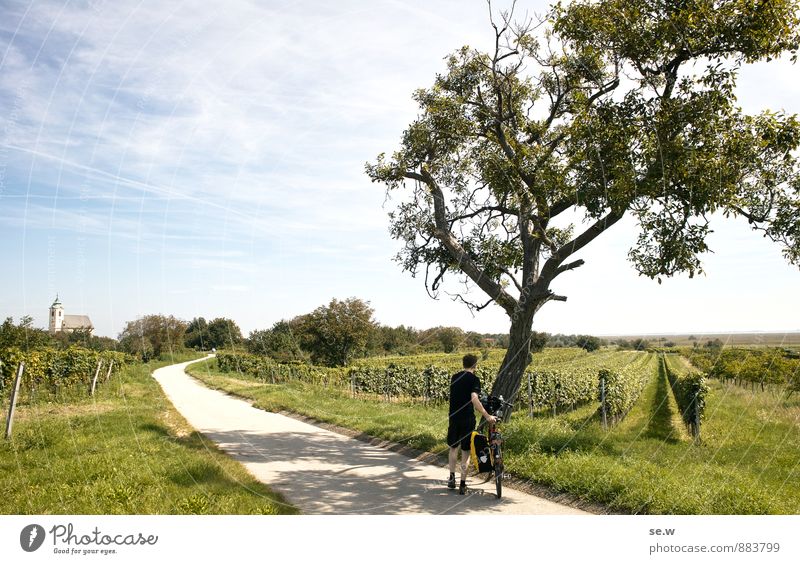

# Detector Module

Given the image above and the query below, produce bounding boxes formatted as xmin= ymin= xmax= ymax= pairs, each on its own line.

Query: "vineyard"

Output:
xmin=215 ymin=353 xmax=349 ymax=387
xmin=0 ymin=351 xmax=295 ymax=514
xmin=189 ymin=344 xmax=800 ymax=513
xmin=349 ymin=348 xmax=587 ymax=371
xmin=0 ymin=346 xmax=130 ymax=402
xmin=662 ymin=353 xmax=709 ymax=440
xmin=681 ymin=347 xmax=800 ymax=394
xmin=5 ymin=343 xmax=796 ymax=514
xmin=598 ymin=353 xmax=657 ymax=426
xmin=214 ymin=348 xmax=658 ymax=422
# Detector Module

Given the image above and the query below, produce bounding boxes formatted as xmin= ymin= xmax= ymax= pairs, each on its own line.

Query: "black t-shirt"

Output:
xmin=448 ymin=370 xmax=481 ymax=423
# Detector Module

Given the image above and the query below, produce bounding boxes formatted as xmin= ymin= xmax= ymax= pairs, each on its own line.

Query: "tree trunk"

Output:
xmin=490 ymin=307 xmax=536 ymax=420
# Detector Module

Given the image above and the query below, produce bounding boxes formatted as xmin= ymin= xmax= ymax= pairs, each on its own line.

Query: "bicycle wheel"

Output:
xmin=494 ymin=447 xmax=503 ymax=499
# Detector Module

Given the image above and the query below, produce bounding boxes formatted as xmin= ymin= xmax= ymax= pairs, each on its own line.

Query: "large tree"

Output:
xmin=0 ymin=316 xmax=54 ymax=350
xmin=185 ymin=316 xmax=244 ymax=350
xmin=247 ymin=321 xmax=306 ymax=362
xmin=294 ymin=298 xmax=378 ymax=366
xmin=118 ymin=314 xmax=187 ymax=361
xmin=367 ymin=0 xmax=800 ymax=412
xmin=184 ymin=317 xmax=210 ymax=349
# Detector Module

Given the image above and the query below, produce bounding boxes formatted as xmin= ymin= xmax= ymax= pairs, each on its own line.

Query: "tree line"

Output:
xmin=2 ymin=297 xmax=607 ymax=366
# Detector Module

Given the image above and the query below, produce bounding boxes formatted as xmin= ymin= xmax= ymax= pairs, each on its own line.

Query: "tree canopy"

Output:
xmin=0 ymin=316 xmax=53 ymax=350
xmin=118 ymin=314 xmax=187 ymax=361
xmin=247 ymin=321 xmax=306 ymax=362
xmin=293 ymin=297 xmax=378 ymax=367
xmin=367 ymin=0 xmax=800 ymax=403
xmin=185 ymin=317 xmax=244 ymax=350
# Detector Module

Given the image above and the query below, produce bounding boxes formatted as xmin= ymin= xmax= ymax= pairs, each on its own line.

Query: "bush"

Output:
xmin=576 ymin=335 xmax=601 ymax=352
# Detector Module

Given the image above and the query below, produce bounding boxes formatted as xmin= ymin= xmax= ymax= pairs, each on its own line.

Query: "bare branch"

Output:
xmin=501 ymin=267 xmax=523 ymax=293
xmin=555 ymin=259 xmax=585 ymax=276
xmin=449 ymin=292 xmax=496 ymax=313
xmin=449 ymin=205 xmax=516 ymax=224
xmin=408 ymin=168 xmax=519 ymax=315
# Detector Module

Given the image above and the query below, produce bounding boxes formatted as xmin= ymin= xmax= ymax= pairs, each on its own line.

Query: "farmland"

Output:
xmin=3 ymin=341 xmax=798 ymax=514
xmin=604 ymin=332 xmax=800 ymax=347
xmin=187 ymin=346 xmax=800 ymax=514
xmin=0 ymin=349 xmax=296 ymax=514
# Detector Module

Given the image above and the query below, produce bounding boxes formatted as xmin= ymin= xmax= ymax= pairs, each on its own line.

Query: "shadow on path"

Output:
xmin=204 ymin=426 xmax=530 ymax=515
xmin=151 ymin=359 xmax=587 ymax=515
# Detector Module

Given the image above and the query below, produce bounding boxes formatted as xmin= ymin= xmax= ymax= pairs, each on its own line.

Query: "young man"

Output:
xmin=446 ymin=353 xmax=496 ymax=494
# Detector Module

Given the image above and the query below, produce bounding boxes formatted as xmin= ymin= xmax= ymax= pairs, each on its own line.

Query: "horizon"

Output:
xmin=2 ymin=0 xmax=799 ymax=340
xmin=17 ymin=296 xmax=800 ymax=341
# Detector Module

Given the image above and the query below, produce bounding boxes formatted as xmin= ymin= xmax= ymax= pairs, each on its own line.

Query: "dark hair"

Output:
xmin=462 ymin=354 xmax=478 ymax=369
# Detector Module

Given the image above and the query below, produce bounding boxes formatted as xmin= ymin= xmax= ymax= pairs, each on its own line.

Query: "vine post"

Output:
xmin=600 ymin=374 xmax=608 ymax=430
xmin=4 ymin=362 xmax=25 ymax=440
xmin=104 ymin=360 xmax=114 ymax=383
xmin=90 ymin=360 xmax=103 ymax=396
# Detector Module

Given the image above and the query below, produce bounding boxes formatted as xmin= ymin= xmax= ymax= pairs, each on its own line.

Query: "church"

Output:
xmin=49 ymin=295 xmax=94 ymax=334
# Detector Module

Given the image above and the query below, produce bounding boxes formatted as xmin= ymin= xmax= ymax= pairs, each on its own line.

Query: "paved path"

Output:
xmin=153 ymin=357 xmax=590 ymax=515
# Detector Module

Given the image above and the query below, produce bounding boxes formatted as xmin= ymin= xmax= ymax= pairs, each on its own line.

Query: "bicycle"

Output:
xmin=477 ymin=394 xmax=513 ymax=499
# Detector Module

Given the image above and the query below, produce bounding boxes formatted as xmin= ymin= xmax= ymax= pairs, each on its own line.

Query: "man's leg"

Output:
xmin=447 ymin=446 xmax=458 ymax=488
xmin=459 ymin=448 xmax=470 ymax=483
xmin=458 ymin=427 xmax=473 ymax=494
xmin=449 ymin=446 xmax=458 ymax=473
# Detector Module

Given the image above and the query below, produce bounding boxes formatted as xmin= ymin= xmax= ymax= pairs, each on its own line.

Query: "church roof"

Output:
xmin=51 ymin=294 xmax=62 ymax=307
xmin=62 ymin=315 xmax=93 ymax=330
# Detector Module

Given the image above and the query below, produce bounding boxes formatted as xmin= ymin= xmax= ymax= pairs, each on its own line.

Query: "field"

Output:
xmin=604 ymin=332 xmax=800 ymax=347
xmin=0 ymin=353 xmax=297 ymax=514
xmin=187 ymin=348 xmax=800 ymax=514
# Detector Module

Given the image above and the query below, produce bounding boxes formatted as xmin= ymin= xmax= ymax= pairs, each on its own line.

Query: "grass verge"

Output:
xmin=187 ymin=355 xmax=800 ymax=514
xmin=0 ymin=353 xmax=297 ymax=514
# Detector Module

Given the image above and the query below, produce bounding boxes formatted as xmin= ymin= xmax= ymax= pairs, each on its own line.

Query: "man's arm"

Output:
xmin=471 ymin=392 xmax=496 ymax=424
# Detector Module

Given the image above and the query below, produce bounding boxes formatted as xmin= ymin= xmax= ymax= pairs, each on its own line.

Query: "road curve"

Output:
xmin=153 ymin=357 xmax=591 ymax=515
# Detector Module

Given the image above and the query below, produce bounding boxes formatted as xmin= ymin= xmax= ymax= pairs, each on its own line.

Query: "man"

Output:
xmin=447 ymin=353 xmax=496 ymax=494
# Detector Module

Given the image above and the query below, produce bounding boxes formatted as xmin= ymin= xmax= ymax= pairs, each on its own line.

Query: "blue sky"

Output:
xmin=1 ymin=0 xmax=798 ymax=339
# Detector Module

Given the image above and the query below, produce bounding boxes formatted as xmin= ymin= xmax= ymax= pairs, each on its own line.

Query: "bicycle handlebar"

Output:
xmin=480 ymin=394 xmax=514 ymax=416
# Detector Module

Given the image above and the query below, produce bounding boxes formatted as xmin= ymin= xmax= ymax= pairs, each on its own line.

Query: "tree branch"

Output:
xmin=548 ymin=198 xmax=576 ymax=219
xmin=449 ymin=204 xmax=517 ymax=224
xmin=555 ymin=258 xmax=585 ymax=276
xmin=539 ymin=209 xmax=625 ymax=282
xmin=500 ymin=267 xmax=523 ymax=293
xmin=407 ymin=169 xmax=519 ymax=315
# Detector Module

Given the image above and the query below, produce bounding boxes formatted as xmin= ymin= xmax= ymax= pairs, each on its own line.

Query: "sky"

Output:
xmin=0 ymin=0 xmax=798 ymax=339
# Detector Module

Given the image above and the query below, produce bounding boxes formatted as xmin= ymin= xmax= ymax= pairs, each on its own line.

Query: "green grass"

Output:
xmin=187 ymin=354 xmax=800 ymax=514
xmin=0 ymin=353 xmax=297 ymax=514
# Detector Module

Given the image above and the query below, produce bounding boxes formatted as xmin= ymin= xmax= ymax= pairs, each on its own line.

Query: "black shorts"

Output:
xmin=447 ymin=418 xmax=475 ymax=450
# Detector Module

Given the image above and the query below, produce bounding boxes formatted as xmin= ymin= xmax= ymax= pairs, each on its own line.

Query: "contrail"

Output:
xmin=0 ymin=143 xmax=253 ymax=221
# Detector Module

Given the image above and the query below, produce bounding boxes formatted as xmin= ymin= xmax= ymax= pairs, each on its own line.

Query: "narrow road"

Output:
xmin=153 ymin=357 xmax=591 ymax=515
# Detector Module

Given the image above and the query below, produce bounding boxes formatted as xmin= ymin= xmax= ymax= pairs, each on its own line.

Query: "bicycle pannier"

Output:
xmin=470 ymin=431 xmax=494 ymax=473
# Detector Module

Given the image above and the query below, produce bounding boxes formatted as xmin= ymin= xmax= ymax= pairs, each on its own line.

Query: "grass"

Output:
xmin=187 ymin=354 xmax=800 ymax=514
xmin=0 ymin=352 xmax=297 ymax=514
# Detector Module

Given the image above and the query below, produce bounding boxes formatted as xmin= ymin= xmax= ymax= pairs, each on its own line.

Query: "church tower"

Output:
xmin=49 ymin=295 xmax=64 ymax=333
